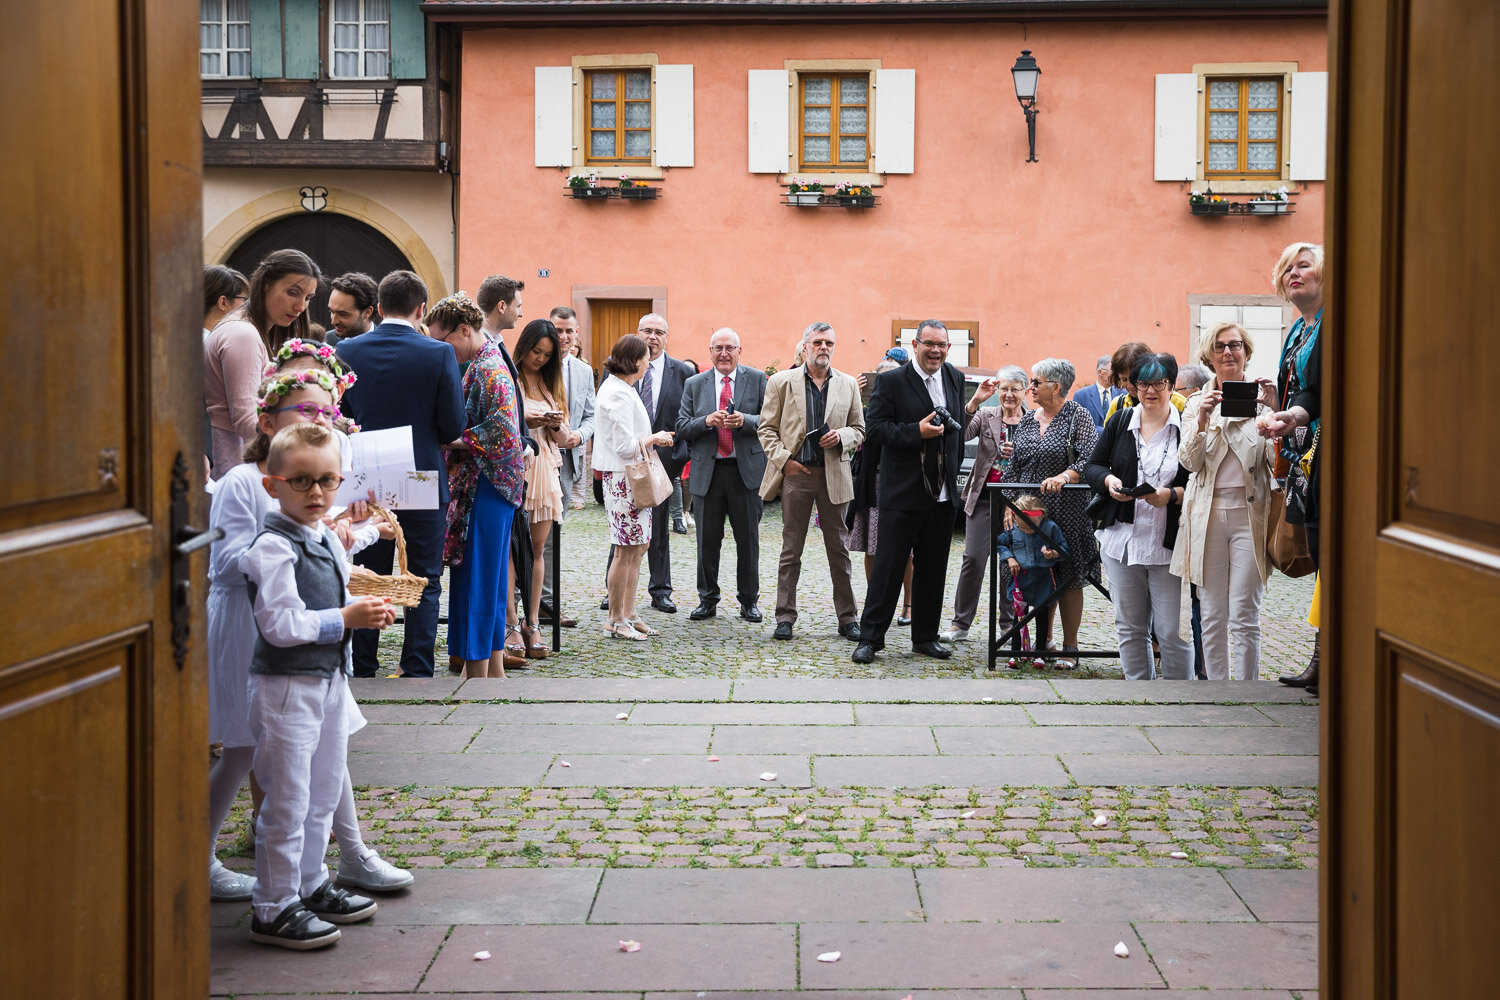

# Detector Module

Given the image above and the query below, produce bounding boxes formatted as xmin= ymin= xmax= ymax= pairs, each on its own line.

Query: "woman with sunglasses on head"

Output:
xmin=1085 ymin=352 xmax=1194 ymax=680
xmin=941 ymin=365 xmax=1030 ymax=643
xmin=998 ymin=359 xmax=1099 ymax=666
xmin=1171 ymin=324 xmax=1276 ymax=680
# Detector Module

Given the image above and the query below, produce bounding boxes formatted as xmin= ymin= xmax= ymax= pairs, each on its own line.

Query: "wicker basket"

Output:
xmin=340 ymin=502 xmax=427 ymax=607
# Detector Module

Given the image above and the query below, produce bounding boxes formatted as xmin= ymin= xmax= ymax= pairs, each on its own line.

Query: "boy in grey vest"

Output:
xmin=240 ymin=423 xmax=396 ymax=950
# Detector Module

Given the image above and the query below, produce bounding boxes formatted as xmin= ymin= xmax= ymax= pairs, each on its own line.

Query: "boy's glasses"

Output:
xmin=272 ymin=403 xmax=339 ymax=420
xmin=268 ymin=474 xmax=345 ymax=493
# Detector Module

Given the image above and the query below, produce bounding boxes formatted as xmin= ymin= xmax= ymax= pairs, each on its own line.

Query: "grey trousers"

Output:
xmin=1101 ymin=553 xmax=1192 ymax=680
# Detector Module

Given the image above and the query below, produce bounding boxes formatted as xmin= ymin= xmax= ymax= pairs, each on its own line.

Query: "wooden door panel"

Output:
xmin=589 ymin=298 xmax=653 ymax=366
xmin=0 ymin=639 xmax=137 ymax=999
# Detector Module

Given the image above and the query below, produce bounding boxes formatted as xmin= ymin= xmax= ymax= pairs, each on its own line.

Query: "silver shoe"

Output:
xmin=336 ymin=851 xmax=414 ymax=892
xmin=210 ymin=868 xmax=256 ymax=902
xmin=938 ymin=627 xmax=970 ymax=643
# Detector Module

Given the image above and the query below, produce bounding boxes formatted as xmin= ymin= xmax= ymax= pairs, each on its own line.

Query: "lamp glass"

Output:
xmin=1011 ymin=50 xmax=1040 ymax=103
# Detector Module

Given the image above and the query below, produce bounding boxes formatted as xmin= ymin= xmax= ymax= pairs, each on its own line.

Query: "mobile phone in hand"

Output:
xmin=1219 ymin=380 xmax=1257 ymax=418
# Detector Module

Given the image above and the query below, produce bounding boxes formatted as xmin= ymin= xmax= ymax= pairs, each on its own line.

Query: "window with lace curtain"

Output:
xmin=586 ymin=68 xmax=653 ymax=164
xmin=1204 ymin=77 xmax=1283 ymax=179
xmin=331 ymin=0 xmax=391 ymax=80
xmin=200 ymin=0 xmax=250 ymax=79
xmin=798 ymin=74 xmax=870 ymax=172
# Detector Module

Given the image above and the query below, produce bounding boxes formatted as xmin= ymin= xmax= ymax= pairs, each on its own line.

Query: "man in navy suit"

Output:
xmin=336 ymin=270 xmax=466 ymax=677
xmin=852 ymin=320 xmax=966 ymax=663
xmin=676 ymin=328 xmax=768 ymax=622
xmin=1074 ymin=354 xmax=1122 ymax=431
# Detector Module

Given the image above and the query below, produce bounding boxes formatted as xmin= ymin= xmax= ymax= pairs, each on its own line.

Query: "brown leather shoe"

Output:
xmin=538 ymin=601 xmax=578 ymax=628
xmin=502 ymin=650 xmax=528 ymax=670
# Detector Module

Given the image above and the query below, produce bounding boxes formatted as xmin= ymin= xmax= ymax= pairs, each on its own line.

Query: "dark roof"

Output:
xmin=422 ymin=0 xmax=1327 ymax=26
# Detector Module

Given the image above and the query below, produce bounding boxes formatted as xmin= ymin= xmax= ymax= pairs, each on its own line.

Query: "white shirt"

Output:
xmin=922 ymin=368 xmax=949 ymax=502
xmin=1095 ymin=405 xmax=1182 ymax=566
xmin=382 ymin=317 xmax=416 ymax=331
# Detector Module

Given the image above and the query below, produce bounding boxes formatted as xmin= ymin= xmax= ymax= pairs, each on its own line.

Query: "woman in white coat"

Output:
xmin=1171 ymin=322 xmax=1276 ymax=680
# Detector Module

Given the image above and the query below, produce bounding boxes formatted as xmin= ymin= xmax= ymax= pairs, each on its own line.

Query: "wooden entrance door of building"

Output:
xmin=0 ymin=0 xmax=206 ymax=996
xmin=587 ymin=298 xmax=655 ymax=367
xmin=1326 ymin=0 xmax=1500 ymax=994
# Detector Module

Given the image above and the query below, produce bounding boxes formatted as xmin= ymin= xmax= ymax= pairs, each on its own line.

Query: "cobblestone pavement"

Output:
xmin=380 ymin=499 xmax=1318 ymax=680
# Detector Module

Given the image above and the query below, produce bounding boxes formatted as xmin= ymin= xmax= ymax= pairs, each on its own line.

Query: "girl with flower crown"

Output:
xmin=204 ymin=370 xmax=412 ymax=904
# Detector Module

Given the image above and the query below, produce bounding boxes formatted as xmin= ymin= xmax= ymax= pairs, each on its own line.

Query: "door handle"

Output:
xmin=169 ymin=452 xmax=222 ymax=669
xmin=175 ymin=524 xmax=224 ymax=556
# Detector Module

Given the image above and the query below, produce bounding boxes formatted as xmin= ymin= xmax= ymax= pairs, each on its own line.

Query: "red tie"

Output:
xmin=717 ymin=374 xmax=734 ymax=457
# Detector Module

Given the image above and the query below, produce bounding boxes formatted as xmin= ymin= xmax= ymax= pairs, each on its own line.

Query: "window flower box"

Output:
xmin=570 ymin=187 xmax=611 ymax=200
xmin=618 ymin=179 xmax=658 ymax=200
xmin=1190 ymin=201 xmax=1230 ymax=215
xmin=786 ymin=178 xmax=824 ymax=206
xmin=831 ymin=182 xmax=875 ymax=208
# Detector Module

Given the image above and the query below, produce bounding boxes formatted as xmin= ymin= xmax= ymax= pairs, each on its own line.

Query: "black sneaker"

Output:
xmin=250 ymin=902 xmax=341 ymax=950
xmin=303 ymin=879 xmax=378 ymax=924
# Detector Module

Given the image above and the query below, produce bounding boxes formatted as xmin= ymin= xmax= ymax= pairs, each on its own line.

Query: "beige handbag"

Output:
xmin=625 ymin=444 xmax=672 ymax=509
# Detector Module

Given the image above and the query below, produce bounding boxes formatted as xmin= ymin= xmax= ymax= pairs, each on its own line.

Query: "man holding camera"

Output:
xmin=852 ymin=320 xmax=966 ymax=664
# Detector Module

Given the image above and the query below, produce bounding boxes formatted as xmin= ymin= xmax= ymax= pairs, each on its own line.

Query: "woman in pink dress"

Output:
xmin=514 ymin=319 xmax=569 ymax=653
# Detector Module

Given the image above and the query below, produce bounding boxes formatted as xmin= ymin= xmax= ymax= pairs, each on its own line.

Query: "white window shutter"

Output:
xmin=1154 ymin=73 xmax=1198 ymax=181
xmin=874 ymin=68 xmax=916 ymax=174
xmin=747 ymin=69 xmax=790 ymax=173
xmin=534 ymin=66 xmax=573 ymax=168
xmin=1288 ymin=71 xmax=1328 ymax=181
xmin=655 ymin=64 xmax=694 ymax=166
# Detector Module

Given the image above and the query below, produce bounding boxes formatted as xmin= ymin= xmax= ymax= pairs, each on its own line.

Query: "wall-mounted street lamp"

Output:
xmin=1011 ymin=49 xmax=1041 ymax=163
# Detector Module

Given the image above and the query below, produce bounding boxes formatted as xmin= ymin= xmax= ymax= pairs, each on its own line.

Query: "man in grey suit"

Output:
xmin=539 ymin=306 xmax=595 ymax=628
xmin=676 ymin=328 xmax=768 ymax=622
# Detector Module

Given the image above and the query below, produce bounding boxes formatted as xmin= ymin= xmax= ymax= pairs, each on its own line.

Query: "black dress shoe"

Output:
xmin=1279 ymin=643 xmax=1319 ymax=688
xmin=772 ymin=621 xmax=793 ymax=640
xmin=851 ymin=643 xmax=878 ymax=664
xmin=688 ymin=603 xmax=717 ymax=620
xmin=740 ymin=604 xmax=763 ymax=623
xmin=838 ymin=621 xmax=861 ymax=641
xmin=651 ymin=596 xmax=678 ymax=614
xmin=599 ymin=595 xmax=610 ymax=611
xmin=913 ymin=640 xmax=953 ymax=659
xmin=1304 ymin=682 xmax=1319 ymax=697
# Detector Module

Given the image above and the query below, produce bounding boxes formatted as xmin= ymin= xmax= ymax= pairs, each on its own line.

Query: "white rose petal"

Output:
xmin=1114 ymin=941 xmax=1130 ymax=958
xmin=473 ymin=950 xmax=492 ymax=961
xmin=1170 ymin=851 xmax=1189 ymax=859
xmin=559 ymin=761 xmax=571 ymax=768
xmin=816 ymin=951 xmax=841 ymax=963
xmin=760 ymin=771 xmax=778 ymax=781
xmin=960 ymin=811 xmax=976 ymax=820
xmin=1092 ymin=812 xmax=1110 ymax=828
xmin=616 ymin=712 xmax=630 ymax=720
xmin=619 ymin=939 xmax=641 ymax=953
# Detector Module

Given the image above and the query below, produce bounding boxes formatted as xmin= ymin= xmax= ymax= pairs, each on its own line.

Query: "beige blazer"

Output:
xmin=757 ymin=365 xmax=866 ymax=504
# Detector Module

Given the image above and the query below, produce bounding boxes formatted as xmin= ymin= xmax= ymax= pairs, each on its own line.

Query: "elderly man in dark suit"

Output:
xmin=676 ymin=328 xmax=768 ymax=622
xmin=1074 ymin=354 xmax=1122 ymax=432
xmin=335 ymin=270 xmax=466 ymax=677
xmin=852 ymin=320 xmax=966 ymax=664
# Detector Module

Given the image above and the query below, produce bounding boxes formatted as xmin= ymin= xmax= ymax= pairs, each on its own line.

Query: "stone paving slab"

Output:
xmin=357 ymin=703 xmax=455 ymax=724
xmin=797 ymin=921 xmax=1163 ymax=989
xmin=813 ymin=754 xmax=1070 ymax=788
xmin=1144 ymin=725 xmax=1320 ymax=756
xmin=349 ymin=723 xmax=480 ymax=753
xmin=1047 ymin=680 xmax=1314 ymax=703
xmin=732 ymin=679 xmax=1060 ymax=703
xmin=853 ymin=703 xmax=1033 ymax=726
xmin=590 ymin=869 xmax=922 ymax=924
xmin=710 ymin=724 xmax=939 ymax=755
xmin=1061 ymin=754 xmax=1318 ymax=787
xmin=626 ymin=702 xmax=857 ymax=725
xmin=1028 ymin=704 xmax=1280 ymax=727
xmin=1256 ymin=703 xmax=1323 ymax=728
xmin=350 ymin=676 xmax=464 ymax=702
xmin=541 ymin=754 xmax=813 ymax=788
xmin=346 ymin=751 xmax=553 ymax=788
xmin=467 ymin=724 xmax=715 ymax=755
xmin=1224 ymin=868 xmax=1320 ymax=922
xmin=1025 ymin=993 xmax=1301 ymax=999
xmin=933 ymin=726 xmax=1158 ymax=756
xmin=458 ymin=678 xmax=733 ymax=702
xmin=423 ymin=925 xmax=798 ymax=991
xmin=446 ymin=702 xmax=649 ymax=725
xmin=649 ymin=993 xmax=1024 ymax=1000
xmin=362 ymin=869 xmax=602 ymax=924
xmin=916 ymin=869 xmax=1255 ymax=923
xmin=209 ymin=900 xmax=250 ymax=928
xmin=1137 ymin=922 xmax=1319 ymax=989
xmin=209 ymin=924 xmax=446 ymax=995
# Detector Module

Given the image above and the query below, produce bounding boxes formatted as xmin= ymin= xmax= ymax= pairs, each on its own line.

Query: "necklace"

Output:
xmin=1133 ymin=413 xmax=1178 ymax=487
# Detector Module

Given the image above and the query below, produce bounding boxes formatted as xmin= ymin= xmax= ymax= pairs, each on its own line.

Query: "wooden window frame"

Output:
xmin=568 ymin=53 xmax=663 ymax=179
xmin=199 ymin=0 xmax=251 ymax=80
xmin=584 ymin=67 xmax=653 ymax=167
xmin=797 ymin=72 xmax=871 ymax=173
xmin=1190 ymin=61 xmax=1296 ymax=193
xmin=777 ymin=58 xmax=882 ymax=187
xmin=1203 ymin=76 xmax=1283 ymax=181
xmin=329 ymin=0 xmax=391 ymax=81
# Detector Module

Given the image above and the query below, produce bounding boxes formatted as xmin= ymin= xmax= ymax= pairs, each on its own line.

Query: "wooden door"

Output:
xmin=1326 ymin=0 xmax=1500 ymax=995
xmin=589 ymin=298 xmax=655 ymax=366
xmin=0 ymin=0 xmax=206 ymax=997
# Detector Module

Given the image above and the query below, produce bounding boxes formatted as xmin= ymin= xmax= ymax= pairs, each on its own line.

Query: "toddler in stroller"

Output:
xmin=996 ymin=494 xmax=1070 ymax=668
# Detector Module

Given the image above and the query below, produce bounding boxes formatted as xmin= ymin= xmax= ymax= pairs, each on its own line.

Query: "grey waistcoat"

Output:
xmin=247 ymin=511 xmax=350 ymax=678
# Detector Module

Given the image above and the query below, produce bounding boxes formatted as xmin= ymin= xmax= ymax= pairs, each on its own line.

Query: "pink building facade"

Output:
xmin=433 ymin=1 xmax=1328 ymax=381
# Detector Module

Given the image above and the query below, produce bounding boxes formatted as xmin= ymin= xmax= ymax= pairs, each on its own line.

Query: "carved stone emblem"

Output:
xmin=299 ymin=186 xmax=329 ymax=212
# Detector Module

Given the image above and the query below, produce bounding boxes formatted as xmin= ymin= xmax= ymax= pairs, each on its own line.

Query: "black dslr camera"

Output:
xmin=930 ymin=406 xmax=962 ymax=434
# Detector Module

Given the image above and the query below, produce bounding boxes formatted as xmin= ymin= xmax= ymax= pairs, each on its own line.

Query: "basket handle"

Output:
xmin=335 ymin=501 xmax=408 ymax=574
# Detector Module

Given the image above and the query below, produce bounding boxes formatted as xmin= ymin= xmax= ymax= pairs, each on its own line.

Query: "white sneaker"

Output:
xmin=209 ymin=866 xmax=255 ymax=902
xmin=939 ymin=627 xmax=970 ymax=643
xmin=336 ymin=850 xmax=414 ymax=892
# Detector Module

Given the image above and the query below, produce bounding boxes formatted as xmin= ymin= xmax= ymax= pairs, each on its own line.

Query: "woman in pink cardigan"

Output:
xmin=204 ymin=249 xmax=322 ymax=479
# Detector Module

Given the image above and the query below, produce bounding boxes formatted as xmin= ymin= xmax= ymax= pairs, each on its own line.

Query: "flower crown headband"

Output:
xmin=432 ymin=289 xmax=479 ymax=315
xmin=262 ymin=337 xmax=356 ymax=390
xmin=256 ymin=369 xmax=340 ymax=414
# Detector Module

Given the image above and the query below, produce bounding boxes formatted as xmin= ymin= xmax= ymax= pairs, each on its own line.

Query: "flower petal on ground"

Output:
xmin=1170 ymin=851 xmax=1189 ymax=859
xmin=1114 ymin=941 xmax=1130 ymax=958
xmin=616 ymin=712 xmax=630 ymax=720
xmin=559 ymin=761 xmax=571 ymax=767
xmin=708 ymin=755 xmax=720 ymax=762
xmin=816 ymin=951 xmax=841 ymax=963
xmin=619 ymin=939 xmax=641 ymax=953
xmin=760 ymin=771 xmax=777 ymax=781
xmin=1092 ymin=812 xmax=1110 ymax=828
xmin=473 ymin=950 xmax=491 ymax=961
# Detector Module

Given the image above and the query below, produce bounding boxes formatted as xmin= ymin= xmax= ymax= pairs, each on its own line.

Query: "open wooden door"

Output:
xmin=0 ymin=0 xmax=207 ymax=996
xmin=1326 ymin=0 xmax=1500 ymax=994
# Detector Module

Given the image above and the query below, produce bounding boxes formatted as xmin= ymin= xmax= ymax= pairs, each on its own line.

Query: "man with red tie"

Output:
xmin=675 ymin=328 xmax=768 ymax=622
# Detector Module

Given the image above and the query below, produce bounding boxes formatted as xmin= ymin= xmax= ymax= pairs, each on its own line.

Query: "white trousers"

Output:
xmin=1102 ymin=553 xmax=1192 ymax=680
xmin=1198 ymin=492 xmax=1265 ymax=680
xmin=248 ymin=672 xmax=351 ymax=921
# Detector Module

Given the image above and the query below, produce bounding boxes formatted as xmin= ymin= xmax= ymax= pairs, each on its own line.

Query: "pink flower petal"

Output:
xmin=559 ymin=761 xmax=571 ymax=767
xmin=618 ymin=939 xmax=641 ymax=953
xmin=707 ymin=755 xmax=720 ymax=762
